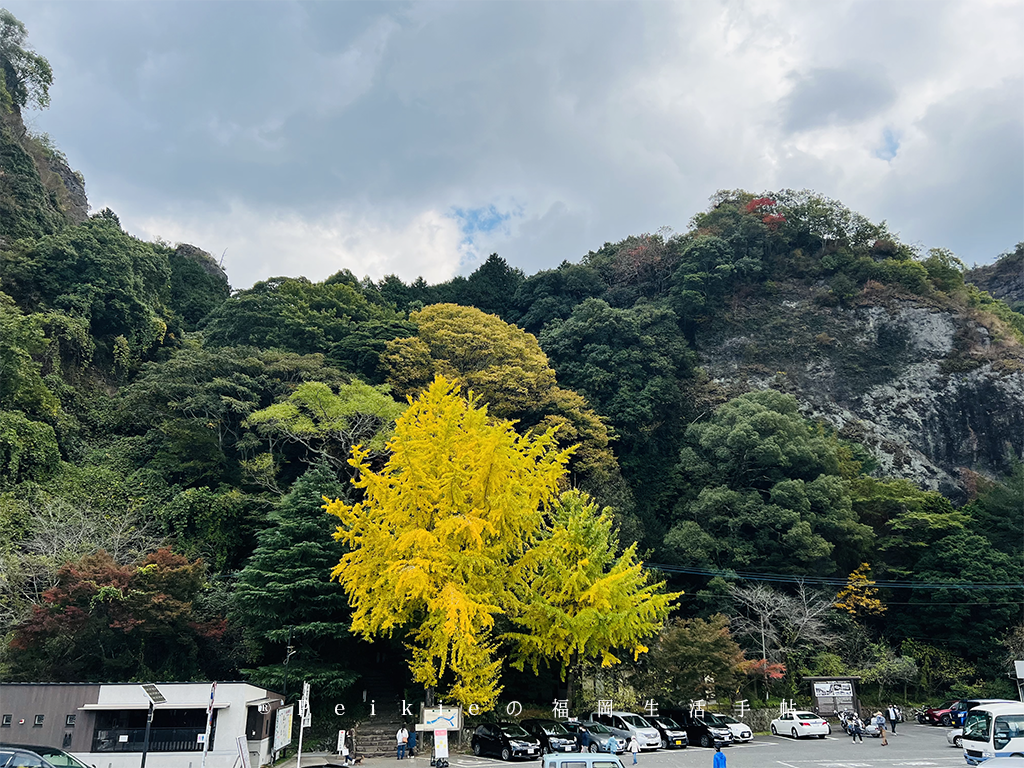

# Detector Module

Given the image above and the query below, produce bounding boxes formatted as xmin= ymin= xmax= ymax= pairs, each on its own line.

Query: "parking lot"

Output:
xmin=442 ymin=723 xmax=964 ymax=768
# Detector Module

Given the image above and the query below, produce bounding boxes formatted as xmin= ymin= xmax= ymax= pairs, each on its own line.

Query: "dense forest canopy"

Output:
xmin=1 ymin=8 xmax=1023 ymax=730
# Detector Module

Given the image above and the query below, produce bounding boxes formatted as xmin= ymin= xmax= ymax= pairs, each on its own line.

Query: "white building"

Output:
xmin=0 ymin=681 xmax=289 ymax=768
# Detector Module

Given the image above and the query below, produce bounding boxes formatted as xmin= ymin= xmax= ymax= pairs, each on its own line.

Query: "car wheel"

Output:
xmin=473 ymin=743 xmax=482 ymax=757
xmin=588 ymin=744 xmax=599 ymax=753
xmin=954 ymin=736 xmax=963 ymax=748
xmin=770 ymin=724 xmax=778 ymax=736
xmin=791 ymin=728 xmax=799 ymax=739
xmin=501 ymin=748 xmax=511 ymax=761
xmin=699 ymin=734 xmax=712 ymax=748
xmin=660 ymin=738 xmax=667 ymax=749
xmin=941 ymin=714 xmax=952 ymax=727
xmin=817 ymin=734 xmax=826 ymax=739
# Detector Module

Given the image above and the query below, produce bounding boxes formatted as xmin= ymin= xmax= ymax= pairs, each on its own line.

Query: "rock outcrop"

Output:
xmin=696 ymin=282 xmax=1024 ymax=501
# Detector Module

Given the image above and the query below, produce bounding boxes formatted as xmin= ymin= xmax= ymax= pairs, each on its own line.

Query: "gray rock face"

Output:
xmin=966 ymin=245 xmax=1024 ymax=311
xmin=48 ymin=156 xmax=89 ymax=224
xmin=697 ymin=287 xmax=1024 ymax=500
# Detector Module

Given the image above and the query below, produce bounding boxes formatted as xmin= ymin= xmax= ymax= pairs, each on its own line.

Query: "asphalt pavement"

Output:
xmin=276 ymin=722 xmax=965 ymax=768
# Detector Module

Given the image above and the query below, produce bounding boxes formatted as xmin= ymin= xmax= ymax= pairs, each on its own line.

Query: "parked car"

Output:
xmin=560 ymin=722 xmax=625 ymax=753
xmin=0 ymin=745 xmax=91 ymax=768
xmin=588 ymin=712 xmax=661 ymax=750
xmin=0 ymin=747 xmax=59 ymax=768
xmin=924 ymin=698 xmax=1017 ymax=727
xmin=663 ymin=709 xmax=734 ymax=748
xmin=646 ymin=715 xmax=689 ymax=749
xmin=715 ymin=715 xmax=753 ymax=743
xmin=946 ymin=727 xmax=964 ymax=748
xmin=770 ymin=711 xmax=830 ymax=739
xmin=521 ymin=720 xmax=578 ymax=754
xmin=471 ymin=722 xmax=541 ymax=760
xmin=540 ymin=753 xmax=626 ymax=768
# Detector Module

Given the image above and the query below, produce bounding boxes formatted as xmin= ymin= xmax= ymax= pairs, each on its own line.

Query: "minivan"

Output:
xmin=588 ymin=712 xmax=661 ymax=750
xmin=540 ymin=753 xmax=625 ymax=768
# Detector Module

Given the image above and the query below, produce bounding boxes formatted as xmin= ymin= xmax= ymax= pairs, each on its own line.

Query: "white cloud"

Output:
xmin=130 ymin=202 xmax=471 ymax=288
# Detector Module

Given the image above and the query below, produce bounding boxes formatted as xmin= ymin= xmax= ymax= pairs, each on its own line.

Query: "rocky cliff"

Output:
xmin=966 ymin=244 xmax=1024 ymax=313
xmin=695 ymin=281 xmax=1024 ymax=501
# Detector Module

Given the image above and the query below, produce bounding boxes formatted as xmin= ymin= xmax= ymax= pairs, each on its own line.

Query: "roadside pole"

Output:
xmin=297 ymin=681 xmax=311 ymax=768
xmin=200 ymin=681 xmax=217 ymax=768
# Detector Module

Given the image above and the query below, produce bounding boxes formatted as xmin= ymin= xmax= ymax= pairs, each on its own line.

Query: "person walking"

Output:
xmin=407 ymin=729 xmax=417 ymax=758
xmin=850 ymin=715 xmax=864 ymax=743
xmin=397 ymin=725 xmax=409 ymax=759
xmin=887 ymin=704 xmax=898 ymax=734
xmin=712 ymin=745 xmax=726 ymax=767
xmin=873 ymin=712 xmax=888 ymax=746
xmin=606 ymin=735 xmax=617 ymax=754
xmin=629 ymin=735 xmax=640 ymax=765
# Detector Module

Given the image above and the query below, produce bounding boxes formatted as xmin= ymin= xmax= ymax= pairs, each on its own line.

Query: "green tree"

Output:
xmin=643 ymin=614 xmax=747 ymax=705
xmin=0 ymin=9 xmax=52 ymax=111
xmin=326 ymin=375 xmax=573 ymax=710
xmin=508 ymin=489 xmax=678 ymax=708
xmin=232 ymin=462 xmax=356 ymax=702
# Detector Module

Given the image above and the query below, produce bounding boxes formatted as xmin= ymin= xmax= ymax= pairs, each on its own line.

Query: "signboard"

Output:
xmin=274 ymin=706 xmax=294 ymax=752
xmin=236 ymin=736 xmax=253 ymax=768
xmin=433 ymin=729 xmax=449 ymax=759
xmin=813 ymin=681 xmax=853 ymax=697
xmin=420 ymin=707 xmax=461 ymax=731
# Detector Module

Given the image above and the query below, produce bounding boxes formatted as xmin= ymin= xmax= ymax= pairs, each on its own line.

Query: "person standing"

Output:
xmin=887 ymin=704 xmax=898 ymax=734
xmin=407 ymin=729 xmax=417 ymax=758
xmin=873 ymin=712 xmax=888 ymax=746
xmin=606 ymin=735 xmax=617 ymax=754
xmin=713 ymin=745 xmax=726 ymax=767
xmin=850 ymin=715 xmax=863 ymax=743
xmin=629 ymin=735 xmax=640 ymax=765
xmin=397 ymin=725 xmax=409 ymax=759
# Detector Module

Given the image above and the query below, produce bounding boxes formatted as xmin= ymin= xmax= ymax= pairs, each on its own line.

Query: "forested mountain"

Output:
xmin=1 ymin=10 xmax=1023 ymax=720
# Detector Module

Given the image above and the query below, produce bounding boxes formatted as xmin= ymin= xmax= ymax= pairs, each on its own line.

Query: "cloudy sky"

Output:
xmin=8 ymin=0 xmax=1023 ymax=288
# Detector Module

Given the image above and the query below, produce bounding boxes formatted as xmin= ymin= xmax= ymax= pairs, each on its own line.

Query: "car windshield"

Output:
xmin=540 ymin=723 xmax=570 ymax=736
xmin=701 ymin=714 xmax=727 ymax=726
xmin=583 ymin=723 xmax=611 ymax=734
xmin=717 ymin=716 xmax=738 ymax=725
xmin=621 ymin=715 xmax=651 ymax=728
xmin=501 ymin=724 xmax=530 ymax=738
xmin=32 ymin=750 xmax=89 ymax=768
xmin=794 ymin=713 xmax=818 ymax=720
xmin=653 ymin=718 xmax=680 ymax=729
xmin=964 ymin=710 xmax=991 ymax=742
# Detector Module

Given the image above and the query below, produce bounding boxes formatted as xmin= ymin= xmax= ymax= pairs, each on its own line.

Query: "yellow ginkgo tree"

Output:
xmin=325 ymin=375 xmax=573 ymax=711
xmin=326 ymin=375 xmax=678 ymax=711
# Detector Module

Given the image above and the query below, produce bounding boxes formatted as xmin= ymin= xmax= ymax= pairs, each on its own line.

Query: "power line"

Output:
xmin=643 ymin=562 xmax=1024 ymax=590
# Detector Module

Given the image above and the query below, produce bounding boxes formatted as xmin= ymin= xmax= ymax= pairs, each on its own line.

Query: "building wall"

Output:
xmin=0 ymin=683 xmax=100 ymax=753
xmin=0 ymin=682 xmax=278 ymax=768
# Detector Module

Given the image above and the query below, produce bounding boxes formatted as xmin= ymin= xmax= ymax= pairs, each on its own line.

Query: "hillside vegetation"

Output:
xmin=1 ymin=10 xmax=1023 ymax=720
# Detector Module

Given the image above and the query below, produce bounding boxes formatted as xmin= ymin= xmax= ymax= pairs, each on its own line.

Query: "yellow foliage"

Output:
xmin=326 ymin=375 xmax=573 ymax=711
xmin=834 ymin=562 xmax=886 ymax=616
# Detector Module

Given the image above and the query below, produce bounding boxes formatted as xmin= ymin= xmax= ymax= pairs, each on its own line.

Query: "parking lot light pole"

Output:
xmin=139 ymin=684 xmax=166 ymax=768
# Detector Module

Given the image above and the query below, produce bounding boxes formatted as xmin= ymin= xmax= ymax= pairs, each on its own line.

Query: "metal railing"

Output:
xmin=91 ymin=727 xmax=214 ymax=753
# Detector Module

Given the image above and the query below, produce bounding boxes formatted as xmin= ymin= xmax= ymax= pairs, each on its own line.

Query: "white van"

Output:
xmin=541 ymin=754 xmax=625 ymax=768
xmin=588 ymin=712 xmax=661 ymax=750
xmin=962 ymin=701 xmax=1024 ymax=765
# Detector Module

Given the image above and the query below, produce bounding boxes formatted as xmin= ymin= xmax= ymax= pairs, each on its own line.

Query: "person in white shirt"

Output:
xmin=397 ymin=726 xmax=409 ymax=760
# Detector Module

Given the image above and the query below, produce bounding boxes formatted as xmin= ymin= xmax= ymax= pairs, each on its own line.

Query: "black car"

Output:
xmin=647 ymin=716 xmax=689 ymax=749
xmin=521 ymin=719 xmax=578 ymax=753
xmin=661 ymin=710 xmax=733 ymax=749
xmin=471 ymin=722 xmax=541 ymax=761
xmin=560 ymin=722 xmax=626 ymax=753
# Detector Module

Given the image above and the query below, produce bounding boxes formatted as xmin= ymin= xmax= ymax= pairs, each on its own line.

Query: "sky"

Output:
xmin=7 ymin=0 xmax=1023 ymax=289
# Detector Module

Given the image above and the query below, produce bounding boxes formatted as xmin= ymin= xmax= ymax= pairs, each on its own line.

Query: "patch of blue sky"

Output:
xmin=449 ymin=204 xmax=514 ymax=245
xmin=875 ymin=128 xmax=901 ymax=161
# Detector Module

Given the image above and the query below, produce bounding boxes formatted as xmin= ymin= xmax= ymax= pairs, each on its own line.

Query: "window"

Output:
xmin=66 ymin=714 xmax=77 ymax=727
xmin=33 ymin=714 xmax=45 ymax=727
xmin=1 ymin=714 xmax=11 ymax=727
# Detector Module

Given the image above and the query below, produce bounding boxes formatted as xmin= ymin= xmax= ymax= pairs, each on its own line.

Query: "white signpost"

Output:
xmin=274 ymin=706 xmax=294 ymax=754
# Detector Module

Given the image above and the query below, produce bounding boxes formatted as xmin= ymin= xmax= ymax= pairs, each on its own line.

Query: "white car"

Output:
xmin=770 ymin=711 xmax=830 ymax=739
xmin=718 ymin=714 xmax=753 ymax=742
xmin=946 ymin=726 xmax=963 ymax=747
